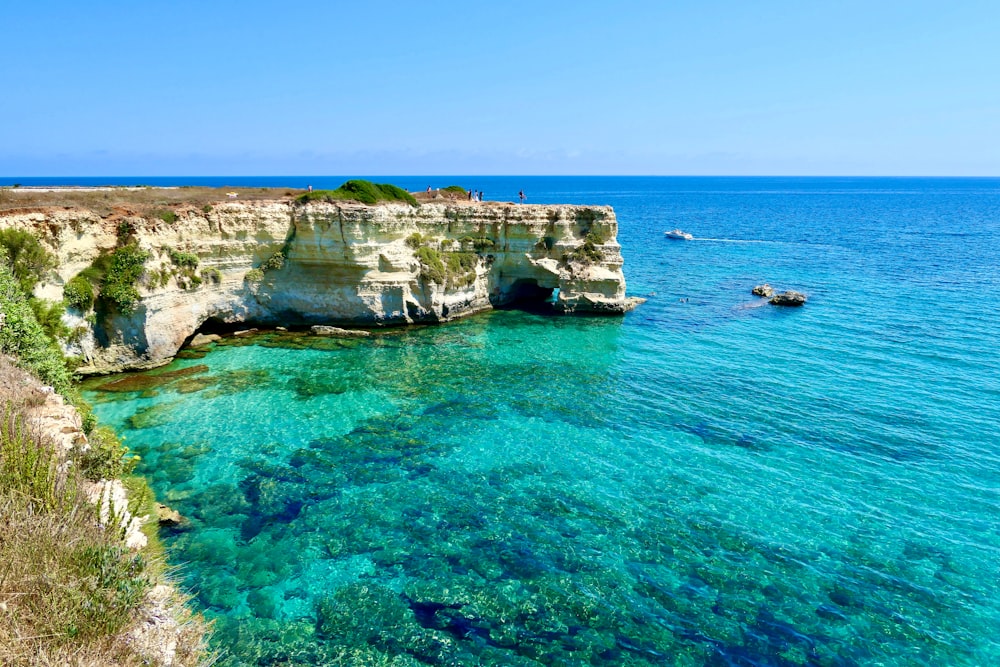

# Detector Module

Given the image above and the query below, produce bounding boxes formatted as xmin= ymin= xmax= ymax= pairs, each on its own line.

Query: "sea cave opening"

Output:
xmin=496 ymin=278 xmax=558 ymax=314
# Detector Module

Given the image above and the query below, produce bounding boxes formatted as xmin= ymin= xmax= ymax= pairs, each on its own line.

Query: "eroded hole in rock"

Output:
xmin=496 ymin=278 xmax=557 ymax=313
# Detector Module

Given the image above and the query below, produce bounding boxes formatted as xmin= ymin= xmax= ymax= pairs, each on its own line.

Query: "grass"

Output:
xmin=297 ymin=180 xmax=419 ymax=207
xmin=0 ymin=247 xmax=210 ymax=664
xmin=0 ymin=399 xmax=208 ymax=666
xmin=0 ymin=185 xmax=300 ymax=216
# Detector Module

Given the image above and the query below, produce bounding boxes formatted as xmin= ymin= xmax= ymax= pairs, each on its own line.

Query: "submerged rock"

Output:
xmin=189 ymin=333 xmax=221 ymax=347
xmin=769 ymin=291 xmax=807 ymax=307
xmin=156 ymin=502 xmax=187 ymax=527
xmin=310 ymin=325 xmax=371 ymax=338
xmin=752 ymin=284 xmax=774 ymax=298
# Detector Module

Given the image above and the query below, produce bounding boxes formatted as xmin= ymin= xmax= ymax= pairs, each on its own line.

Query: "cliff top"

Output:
xmin=0 ymin=184 xmax=608 ymax=218
xmin=0 ymin=185 xmax=301 ymax=216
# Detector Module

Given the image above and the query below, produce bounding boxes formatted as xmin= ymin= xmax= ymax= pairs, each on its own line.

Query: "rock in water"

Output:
xmin=752 ymin=284 xmax=774 ymax=297
xmin=310 ymin=325 xmax=371 ymax=338
xmin=156 ymin=502 xmax=186 ymax=527
xmin=770 ymin=291 xmax=807 ymax=307
xmin=189 ymin=333 xmax=221 ymax=347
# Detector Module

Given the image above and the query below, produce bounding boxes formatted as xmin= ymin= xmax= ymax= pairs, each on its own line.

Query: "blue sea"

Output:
xmin=81 ymin=177 xmax=1000 ymax=666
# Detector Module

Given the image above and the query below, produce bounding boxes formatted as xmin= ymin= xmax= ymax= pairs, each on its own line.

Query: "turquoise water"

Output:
xmin=85 ymin=177 xmax=1000 ymax=666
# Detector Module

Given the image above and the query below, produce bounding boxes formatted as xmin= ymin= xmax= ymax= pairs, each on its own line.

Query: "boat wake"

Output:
xmin=694 ymin=238 xmax=785 ymax=244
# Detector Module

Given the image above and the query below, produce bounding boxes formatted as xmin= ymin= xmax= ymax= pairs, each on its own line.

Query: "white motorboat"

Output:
xmin=665 ymin=229 xmax=693 ymax=240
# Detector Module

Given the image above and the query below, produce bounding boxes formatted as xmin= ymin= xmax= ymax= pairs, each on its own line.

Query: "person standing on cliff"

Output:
xmin=518 ymin=190 xmax=525 ymax=204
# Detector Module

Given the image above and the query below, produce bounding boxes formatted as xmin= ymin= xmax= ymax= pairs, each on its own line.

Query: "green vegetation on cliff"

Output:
xmin=0 ymin=231 xmax=208 ymax=665
xmin=0 ymin=228 xmax=57 ymax=295
xmin=101 ymin=244 xmax=150 ymax=314
xmin=408 ymin=235 xmax=481 ymax=288
xmin=66 ymin=244 xmax=150 ymax=315
xmin=0 ymin=259 xmax=72 ymax=394
xmin=297 ymin=179 xmax=419 ymax=207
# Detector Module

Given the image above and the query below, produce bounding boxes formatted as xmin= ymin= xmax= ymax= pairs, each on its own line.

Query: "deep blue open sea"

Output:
xmin=81 ymin=177 xmax=1000 ymax=666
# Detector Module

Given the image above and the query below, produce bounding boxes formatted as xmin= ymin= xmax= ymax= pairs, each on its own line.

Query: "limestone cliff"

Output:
xmin=2 ymin=200 xmax=640 ymax=373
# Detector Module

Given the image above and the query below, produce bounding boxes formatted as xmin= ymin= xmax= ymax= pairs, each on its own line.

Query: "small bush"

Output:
xmin=76 ymin=426 xmax=138 ymax=482
xmin=245 ymin=268 xmax=264 ymax=283
xmin=152 ymin=209 xmax=178 ymax=224
xmin=101 ymin=244 xmax=149 ymax=314
xmin=201 ymin=267 xmax=222 ymax=284
xmin=29 ymin=298 xmax=70 ymax=341
xmin=567 ymin=230 xmax=607 ymax=264
xmin=0 ymin=261 xmax=72 ymax=393
xmin=442 ymin=185 xmax=467 ymax=194
xmin=262 ymin=251 xmax=285 ymax=271
xmin=202 ymin=204 xmax=213 ymax=214
xmin=1 ymin=404 xmax=74 ymax=513
xmin=63 ymin=275 xmax=95 ymax=310
xmin=0 ymin=228 xmax=57 ymax=295
xmin=116 ymin=220 xmax=137 ymax=241
xmin=415 ymin=246 xmax=445 ymax=284
xmin=405 ymin=232 xmax=426 ymax=249
xmin=445 ymin=251 xmax=478 ymax=287
xmin=169 ymin=249 xmax=199 ymax=269
xmin=473 ymin=237 xmax=495 ymax=251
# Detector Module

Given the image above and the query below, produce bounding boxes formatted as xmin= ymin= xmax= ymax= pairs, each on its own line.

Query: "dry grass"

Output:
xmin=0 ymin=360 xmax=211 ymax=666
xmin=0 ymin=186 xmax=301 ymax=216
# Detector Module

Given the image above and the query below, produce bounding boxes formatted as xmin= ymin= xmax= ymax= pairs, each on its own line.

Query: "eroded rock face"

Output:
xmin=3 ymin=201 xmax=636 ymax=373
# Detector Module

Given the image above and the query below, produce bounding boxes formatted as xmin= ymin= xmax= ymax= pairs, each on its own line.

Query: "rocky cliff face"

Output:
xmin=3 ymin=200 xmax=639 ymax=373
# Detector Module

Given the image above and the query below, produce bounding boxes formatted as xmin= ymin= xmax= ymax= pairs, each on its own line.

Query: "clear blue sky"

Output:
xmin=2 ymin=1 xmax=998 ymax=176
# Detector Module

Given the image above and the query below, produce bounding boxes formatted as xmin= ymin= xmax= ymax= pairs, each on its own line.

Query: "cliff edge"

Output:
xmin=3 ymin=199 xmax=641 ymax=373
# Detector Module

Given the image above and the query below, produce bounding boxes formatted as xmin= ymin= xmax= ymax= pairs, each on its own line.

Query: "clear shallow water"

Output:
xmin=83 ymin=177 xmax=1000 ymax=666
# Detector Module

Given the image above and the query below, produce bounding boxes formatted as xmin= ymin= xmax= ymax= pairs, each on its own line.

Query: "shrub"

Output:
xmin=63 ymin=275 xmax=95 ymax=310
xmin=152 ymin=209 xmax=178 ymax=224
xmin=0 ymin=261 xmax=72 ymax=393
xmin=296 ymin=180 xmax=419 ymax=207
xmin=473 ymin=237 xmax=495 ymax=252
xmin=567 ymin=230 xmax=607 ymax=264
xmin=244 ymin=268 xmax=264 ymax=283
xmin=116 ymin=220 xmax=136 ymax=241
xmin=75 ymin=426 xmax=138 ymax=482
xmin=29 ymin=298 xmax=70 ymax=341
xmin=1 ymin=404 xmax=74 ymax=513
xmin=261 ymin=251 xmax=285 ymax=271
xmin=0 ymin=228 xmax=57 ymax=295
xmin=445 ymin=251 xmax=478 ymax=287
xmin=405 ymin=232 xmax=426 ymax=249
xmin=201 ymin=267 xmax=222 ymax=284
xmin=442 ymin=185 xmax=467 ymax=194
xmin=169 ymin=249 xmax=199 ymax=269
xmin=100 ymin=244 xmax=149 ymax=314
xmin=415 ymin=246 xmax=445 ymax=284
xmin=202 ymin=204 xmax=213 ymax=214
